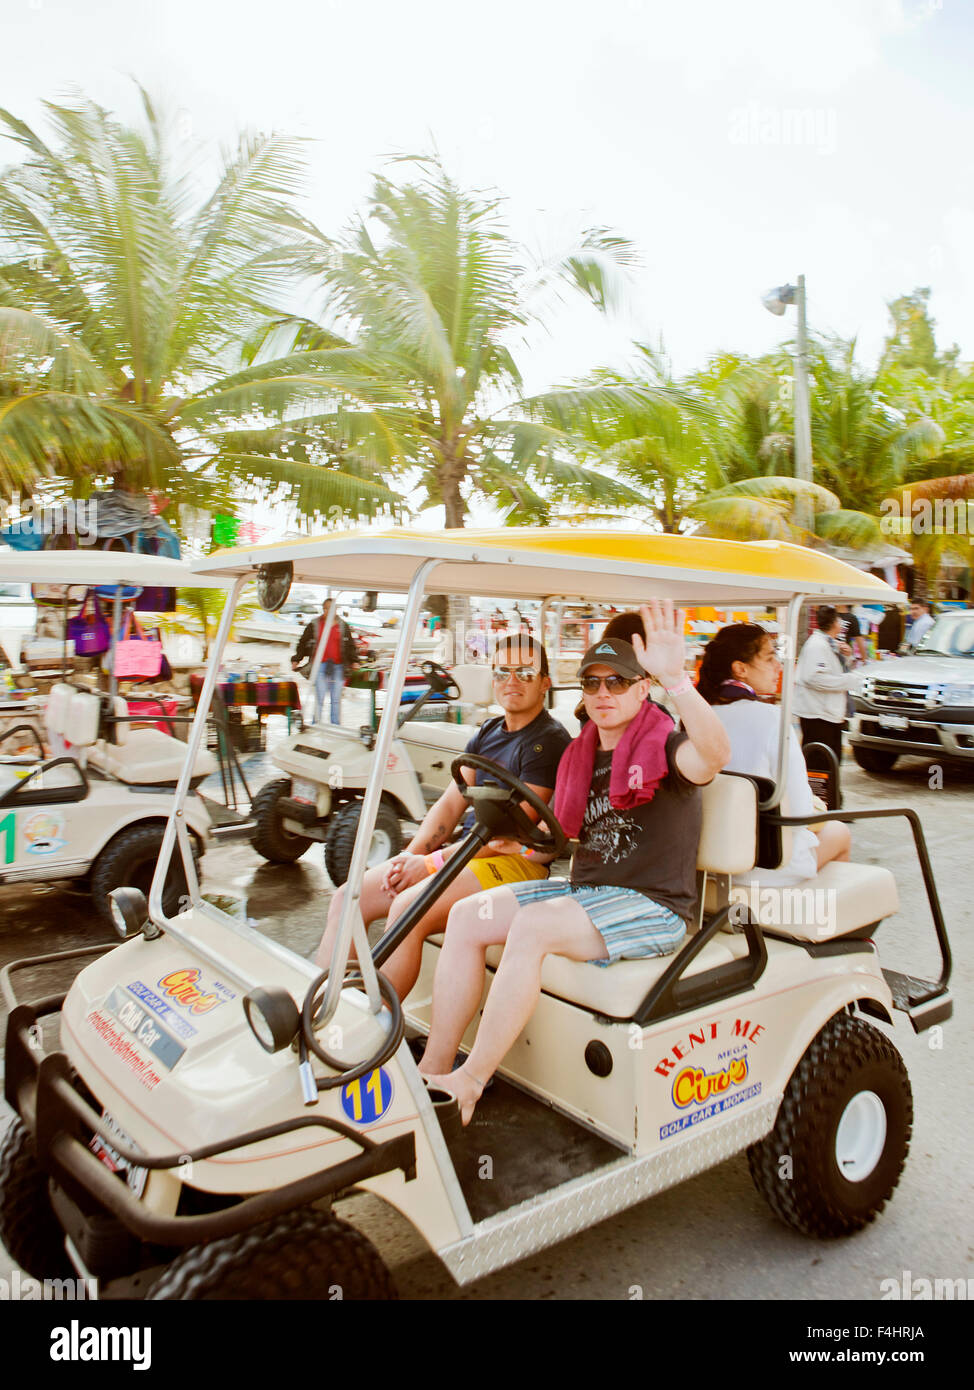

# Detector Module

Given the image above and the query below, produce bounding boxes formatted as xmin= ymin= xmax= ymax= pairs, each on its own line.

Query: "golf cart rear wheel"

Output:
xmin=324 ymin=800 xmax=403 ymax=887
xmin=252 ymin=777 xmax=314 ymax=863
xmin=747 ymin=1012 xmax=912 ymax=1238
xmin=851 ymin=745 xmax=899 ymax=774
xmin=148 ymin=1208 xmax=396 ymax=1300
xmin=90 ymin=824 xmax=198 ymax=927
xmin=0 ymin=1119 xmax=73 ymax=1280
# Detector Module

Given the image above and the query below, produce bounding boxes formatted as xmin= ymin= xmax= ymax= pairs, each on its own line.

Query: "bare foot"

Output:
xmin=422 ymin=1065 xmax=486 ymax=1126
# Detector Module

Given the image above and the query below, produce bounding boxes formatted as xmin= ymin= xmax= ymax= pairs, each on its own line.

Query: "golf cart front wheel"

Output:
xmin=324 ymin=800 xmax=403 ymax=887
xmin=747 ymin=1012 xmax=912 ymax=1238
xmin=0 ymin=1119 xmax=74 ymax=1280
xmin=90 ymin=824 xmax=199 ymax=927
xmin=252 ymin=777 xmax=314 ymax=863
xmin=148 ymin=1208 xmax=396 ymax=1300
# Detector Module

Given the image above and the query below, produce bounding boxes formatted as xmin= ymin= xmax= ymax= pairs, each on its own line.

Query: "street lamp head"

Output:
xmin=762 ymin=283 xmax=797 ymax=316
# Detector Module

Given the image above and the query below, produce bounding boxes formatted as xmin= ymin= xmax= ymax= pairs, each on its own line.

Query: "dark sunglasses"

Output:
xmin=492 ymin=665 xmax=540 ymax=682
xmin=580 ymin=674 xmax=638 ymax=694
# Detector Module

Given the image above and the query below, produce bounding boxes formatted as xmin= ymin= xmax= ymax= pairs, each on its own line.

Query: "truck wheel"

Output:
xmin=148 ymin=1208 xmax=396 ymax=1300
xmin=851 ymin=746 xmax=899 ymax=774
xmin=252 ymin=778 xmax=313 ymax=863
xmin=90 ymin=824 xmax=197 ymax=927
xmin=747 ymin=1012 xmax=912 ymax=1238
xmin=0 ymin=1119 xmax=73 ymax=1280
xmin=324 ymin=800 xmax=403 ymax=887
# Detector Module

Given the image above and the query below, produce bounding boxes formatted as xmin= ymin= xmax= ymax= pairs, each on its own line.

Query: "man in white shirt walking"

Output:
xmin=793 ymin=606 xmax=857 ymax=762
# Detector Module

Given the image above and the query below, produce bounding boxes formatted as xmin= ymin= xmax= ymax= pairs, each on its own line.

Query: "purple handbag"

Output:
xmin=66 ymin=591 xmax=111 ymax=655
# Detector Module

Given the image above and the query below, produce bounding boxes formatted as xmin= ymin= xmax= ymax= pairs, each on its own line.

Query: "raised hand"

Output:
xmin=631 ymin=599 xmax=687 ymax=688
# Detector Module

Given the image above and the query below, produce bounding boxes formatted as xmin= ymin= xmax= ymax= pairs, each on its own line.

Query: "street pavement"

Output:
xmin=1 ymin=739 xmax=971 ymax=1301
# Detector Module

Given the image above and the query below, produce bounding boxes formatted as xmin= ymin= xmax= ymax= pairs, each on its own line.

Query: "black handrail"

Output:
xmin=766 ymin=805 xmax=951 ymax=1001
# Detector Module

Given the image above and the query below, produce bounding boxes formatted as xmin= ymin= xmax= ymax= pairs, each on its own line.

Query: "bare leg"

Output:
xmin=379 ymin=867 xmax=502 ymax=1000
xmin=425 ymin=897 xmax=607 ymax=1124
xmin=418 ymin=888 xmax=520 ymax=1073
xmin=315 ymin=862 xmax=399 ymax=969
xmin=816 ymin=821 xmax=851 ymax=868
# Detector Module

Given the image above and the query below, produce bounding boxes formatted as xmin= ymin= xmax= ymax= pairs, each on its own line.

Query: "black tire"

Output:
xmin=851 ymin=745 xmax=899 ymax=774
xmin=90 ymin=824 xmax=197 ymax=927
xmin=148 ymin=1208 xmax=397 ymax=1300
xmin=747 ymin=1012 xmax=912 ymax=1238
xmin=251 ymin=777 xmax=314 ymax=863
xmin=324 ymin=799 xmax=403 ymax=887
xmin=0 ymin=1119 xmax=73 ymax=1279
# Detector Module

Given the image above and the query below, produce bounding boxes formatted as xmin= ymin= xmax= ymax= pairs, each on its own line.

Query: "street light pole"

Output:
xmin=762 ymin=275 xmax=814 ymax=536
xmin=793 ymin=275 xmax=813 ymax=492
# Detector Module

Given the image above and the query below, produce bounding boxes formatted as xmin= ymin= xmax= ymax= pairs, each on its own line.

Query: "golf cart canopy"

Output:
xmin=0 ymin=551 xmax=234 ymax=589
xmin=192 ymin=528 xmax=903 ymax=607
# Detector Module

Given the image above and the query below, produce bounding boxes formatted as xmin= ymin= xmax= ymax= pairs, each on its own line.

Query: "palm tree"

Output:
xmin=0 ymin=89 xmax=400 ymax=522
xmin=191 ymin=157 xmax=644 ymax=529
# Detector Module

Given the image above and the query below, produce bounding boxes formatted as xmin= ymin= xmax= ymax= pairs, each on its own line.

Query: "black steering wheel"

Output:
xmin=451 ymin=754 xmax=568 ymax=857
xmin=421 ymin=660 xmax=461 ymax=700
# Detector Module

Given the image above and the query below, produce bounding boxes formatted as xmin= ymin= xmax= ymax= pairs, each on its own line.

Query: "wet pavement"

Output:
xmin=1 ymin=743 xmax=971 ymax=1301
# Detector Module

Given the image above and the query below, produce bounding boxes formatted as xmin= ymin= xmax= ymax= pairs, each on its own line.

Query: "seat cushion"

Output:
xmin=427 ymin=931 xmax=752 ymax=1018
xmin=703 ymin=861 xmax=899 ymax=941
xmin=88 ymin=729 xmax=216 ymax=784
xmin=400 ymin=721 xmax=481 ymax=753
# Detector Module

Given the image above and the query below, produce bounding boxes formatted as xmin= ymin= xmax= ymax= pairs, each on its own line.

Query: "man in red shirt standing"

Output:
xmin=292 ymin=604 xmax=358 ymax=724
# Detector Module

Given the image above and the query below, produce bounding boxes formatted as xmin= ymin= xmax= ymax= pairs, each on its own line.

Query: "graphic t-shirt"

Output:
xmin=570 ymin=730 xmax=702 ymax=924
xmin=461 ymin=709 xmax=571 ymax=829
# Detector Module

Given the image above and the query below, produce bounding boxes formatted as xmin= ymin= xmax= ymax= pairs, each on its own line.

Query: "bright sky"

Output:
xmin=4 ymin=0 xmax=972 ymax=394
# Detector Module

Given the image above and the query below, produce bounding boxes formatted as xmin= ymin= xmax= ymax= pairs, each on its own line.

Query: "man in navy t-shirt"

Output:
xmin=315 ymin=634 xmax=571 ymax=999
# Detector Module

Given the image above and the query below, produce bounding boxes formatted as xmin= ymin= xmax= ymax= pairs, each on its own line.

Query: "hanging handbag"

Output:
xmin=112 ymin=611 xmax=164 ymax=678
xmin=66 ymin=591 xmax=111 ymax=656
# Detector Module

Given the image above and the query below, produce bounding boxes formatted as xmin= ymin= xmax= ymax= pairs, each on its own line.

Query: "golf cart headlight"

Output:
xmin=243 ymin=988 xmax=301 ymax=1053
xmin=108 ymin=888 xmax=149 ymax=940
xmin=942 ymin=682 xmax=974 ymax=706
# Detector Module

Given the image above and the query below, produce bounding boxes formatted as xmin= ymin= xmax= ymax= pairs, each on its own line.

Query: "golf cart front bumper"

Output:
xmin=4 ymin=954 xmax=416 ymax=1270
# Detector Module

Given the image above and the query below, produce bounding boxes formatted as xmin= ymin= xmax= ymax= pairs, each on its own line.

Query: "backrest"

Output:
xmin=45 ymin=682 xmax=75 ymax=737
xmin=111 ymin=695 xmax=130 ymax=745
xmin=452 ymin=664 xmax=495 ymax=713
xmin=64 ymin=691 xmax=102 ymax=750
xmin=696 ymin=772 xmax=793 ymax=875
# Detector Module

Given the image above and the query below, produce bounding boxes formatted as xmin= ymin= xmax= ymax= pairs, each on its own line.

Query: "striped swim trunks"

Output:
xmin=505 ymin=878 xmax=686 ymax=966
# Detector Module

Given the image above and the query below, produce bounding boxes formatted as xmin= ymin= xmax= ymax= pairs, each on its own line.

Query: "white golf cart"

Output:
xmin=0 ymin=529 xmax=952 ymax=1298
xmin=0 ymin=552 xmax=228 ymax=925
xmin=252 ymin=622 xmax=498 ymax=883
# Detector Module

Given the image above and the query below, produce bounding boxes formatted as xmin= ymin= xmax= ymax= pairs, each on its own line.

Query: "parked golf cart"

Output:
xmin=0 ymin=552 xmax=232 ymax=925
xmin=252 ymin=639 xmax=498 ymax=885
xmin=0 ymin=530 xmax=952 ymax=1299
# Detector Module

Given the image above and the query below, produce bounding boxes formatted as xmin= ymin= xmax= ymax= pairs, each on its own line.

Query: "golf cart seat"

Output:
xmin=428 ymin=773 xmax=899 ymax=1019
xmin=87 ymin=696 xmax=217 ymax=786
xmin=451 ymin=664 xmax=496 ymax=721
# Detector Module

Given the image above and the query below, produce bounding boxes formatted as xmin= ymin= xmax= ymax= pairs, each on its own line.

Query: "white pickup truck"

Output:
xmin=849 ymin=610 xmax=974 ymax=772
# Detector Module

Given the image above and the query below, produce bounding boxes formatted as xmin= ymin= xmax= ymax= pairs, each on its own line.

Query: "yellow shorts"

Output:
xmin=465 ymin=855 xmax=550 ymax=889
xmin=424 ymin=853 xmax=550 ymax=889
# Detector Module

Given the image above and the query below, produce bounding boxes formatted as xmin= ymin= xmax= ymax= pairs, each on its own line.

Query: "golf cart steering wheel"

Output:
xmin=421 ymin=660 xmax=461 ymax=700
xmin=451 ymin=753 xmax=568 ymax=857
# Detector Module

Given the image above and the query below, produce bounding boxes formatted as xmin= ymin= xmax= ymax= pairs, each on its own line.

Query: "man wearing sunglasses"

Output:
xmin=315 ymin=634 xmax=571 ymax=999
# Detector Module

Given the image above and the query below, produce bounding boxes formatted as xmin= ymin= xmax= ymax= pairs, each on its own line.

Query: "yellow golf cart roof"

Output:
xmin=193 ymin=527 xmax=901 ymax=606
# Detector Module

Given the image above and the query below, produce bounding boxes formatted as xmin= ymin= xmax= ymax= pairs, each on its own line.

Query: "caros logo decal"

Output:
xmin=672 ymin=1056 xmax=749 ymax=1109
xmin=158 ymin=968 xmax=223 ymax=1015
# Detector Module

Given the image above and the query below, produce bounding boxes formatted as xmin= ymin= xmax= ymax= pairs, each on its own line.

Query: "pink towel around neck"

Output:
xmin=553 ymin=700 xmax=673 ymax=837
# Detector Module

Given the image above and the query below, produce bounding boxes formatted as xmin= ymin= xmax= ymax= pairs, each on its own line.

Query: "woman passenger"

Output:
xmin=697 ymin=623 xmax=851 ymax=881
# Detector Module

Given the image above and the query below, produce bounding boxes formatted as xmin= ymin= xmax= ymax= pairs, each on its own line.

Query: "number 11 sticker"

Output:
xmin=340 ymin=1067 xmax=393 ymax=1125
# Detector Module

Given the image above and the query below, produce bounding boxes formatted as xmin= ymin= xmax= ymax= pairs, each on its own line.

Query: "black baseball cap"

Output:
xmin=578 ymin=637 xmax=645 ymax=682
